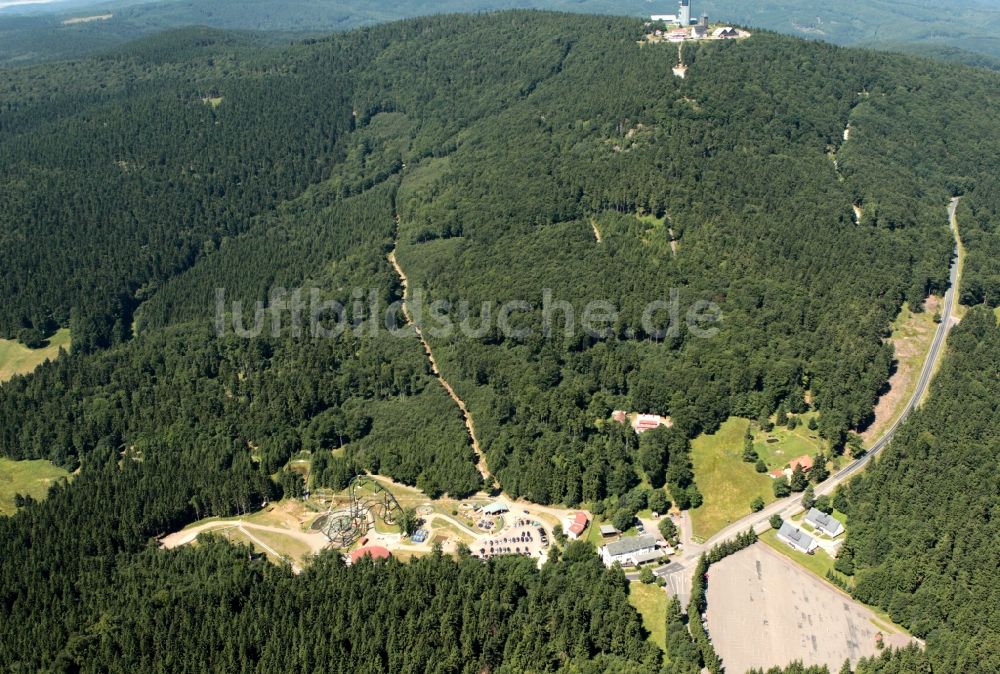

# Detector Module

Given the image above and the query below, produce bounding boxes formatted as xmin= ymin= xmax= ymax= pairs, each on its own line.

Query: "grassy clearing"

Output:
xmin=584 ymin=514 xmax=610 ymax=547
xmin=430 ymin=518 xmax=476 ymax=544
xmin=0 ymin=328 xmax=71 ymax=382
xmin=864 ymin=302 xmax=938 ymax=436
xmin=244 ymin=527 xmax=313 ymax=564
xmin=628 ymin=582 xmax=668 ymax=652
xmin=0 ymin=457 xmax=70 ymax=515
xmin=217 ymin=528 xmax=284 ymax=564
xmin=689 ymin=413 xmax=834 ymax=539
xmin=689 ymin=418 xmax=774 ymax=539
xmin=753 ymin=412 xmax=825 ymax=467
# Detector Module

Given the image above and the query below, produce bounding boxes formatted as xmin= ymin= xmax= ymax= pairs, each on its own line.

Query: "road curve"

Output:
xmin=701 ymin=198 xmax=962 ymax=548
xmin=644 ymin=199 xmax=964 ymax=585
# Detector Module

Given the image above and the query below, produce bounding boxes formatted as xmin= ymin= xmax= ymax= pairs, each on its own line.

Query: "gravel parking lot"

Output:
xmin=706 ymin=543 xmax=916 ymax=673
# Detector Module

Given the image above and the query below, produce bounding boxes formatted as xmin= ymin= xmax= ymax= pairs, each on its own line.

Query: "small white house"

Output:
xmin=777 ymin=521 xmax=818 ymax=554
xmin=566 ymin=512 xmax=589 ymax=540
xmin=712 ymin=26 xmax=740 ymax=38
xmin=804 ymin=508 xmax=844 ymax=537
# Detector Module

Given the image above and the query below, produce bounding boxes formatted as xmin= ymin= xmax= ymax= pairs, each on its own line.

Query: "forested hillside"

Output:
xmin=3 ymin=12 xmax=1000 ymax=503
xmin=4 ymin=0 xmax=1000 ymax=67
xmin=1 ymin=13 xmax=1000 ymax=672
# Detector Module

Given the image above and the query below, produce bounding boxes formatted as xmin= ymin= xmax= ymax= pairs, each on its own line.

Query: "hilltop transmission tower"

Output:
xmin=678 ymin=0 xmax=692 ymax=26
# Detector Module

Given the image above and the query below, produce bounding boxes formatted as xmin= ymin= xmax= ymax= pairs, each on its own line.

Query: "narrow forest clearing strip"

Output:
xmin=628 ymin=583 xmax=668 ymax=652
xmin=388 ymin=243 xmax=493 ymax=483
xmin=589 ymin=217 xmax=603 ymax=242
xmin=861 ymin=301 xmax=937 ymax=442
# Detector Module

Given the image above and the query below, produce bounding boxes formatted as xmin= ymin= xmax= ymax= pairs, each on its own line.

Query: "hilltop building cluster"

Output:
xmin=646 ymin=0 xmax=748 ymax=42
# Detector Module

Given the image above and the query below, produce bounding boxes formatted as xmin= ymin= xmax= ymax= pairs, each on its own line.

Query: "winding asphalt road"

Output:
xmin=636 ymin=199 xmax=963 ymax=589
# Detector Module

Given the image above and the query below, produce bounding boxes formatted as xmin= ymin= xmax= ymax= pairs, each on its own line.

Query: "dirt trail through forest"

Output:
xmin=388 ymin=217 xmax=493 ymax=484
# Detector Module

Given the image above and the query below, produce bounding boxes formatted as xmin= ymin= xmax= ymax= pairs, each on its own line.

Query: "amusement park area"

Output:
xmin=159 ymin=474 xmax=601 ymax=572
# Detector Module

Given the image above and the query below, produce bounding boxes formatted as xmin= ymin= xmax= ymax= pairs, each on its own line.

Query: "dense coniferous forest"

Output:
xmin=837 ymin=306 xmax=1000 ymax=674
xmin=1 ymin=11 xmax=1000 ymax=673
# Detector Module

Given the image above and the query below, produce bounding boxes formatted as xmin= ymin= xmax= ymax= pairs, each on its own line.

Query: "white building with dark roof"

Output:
xmin=777 ymin=521 xmax=818 ymax=554
xmin=599 ymin=534 xmax=664 ymax=567
xmin=804 ymin=508 xmax=845 ymax=538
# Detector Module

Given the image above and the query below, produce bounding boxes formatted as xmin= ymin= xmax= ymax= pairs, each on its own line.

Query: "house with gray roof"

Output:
xmin=599 ymin=534 xmax=664 ymax=567
xmin=804 ymin=508 xmax=844 ymax=537
xmin=777 ymin=521 xmax=818 ymax=554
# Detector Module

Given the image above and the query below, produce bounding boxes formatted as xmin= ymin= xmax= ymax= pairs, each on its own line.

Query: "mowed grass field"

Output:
xmin=753 ymin=412 xmax=825 ymax=467
xmin=0 ymin=328 xmax=71 ymax=382
xmin=627 ymin=582 xmax=667 ymax=652
xmin=689 ymin=418 xmax=773 ymax=539
xmin=689 ymin=415 xmax=829 ymax=540
xmin=0 ymin=457 xmax=70 ymax=515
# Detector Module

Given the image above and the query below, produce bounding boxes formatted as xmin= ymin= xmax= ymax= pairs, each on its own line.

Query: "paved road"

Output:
xmin=643 ymin=199 xmax=963 ymax=594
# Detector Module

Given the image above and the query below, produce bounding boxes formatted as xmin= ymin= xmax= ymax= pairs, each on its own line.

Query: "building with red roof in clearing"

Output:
xmin=348 ymin=545 xmax=392 ymax=565
xmin=566 ymin=512 xmax=589 ymax=540
xmin=632 ymin=414 xmax=671 ymax=434
xmin=789 ymin=455 xmax=814 ymax=472
xmin=768 ymin=455 xmax=815 ymax=479
xmin=612 ymin=411 xmax=673 ymax=434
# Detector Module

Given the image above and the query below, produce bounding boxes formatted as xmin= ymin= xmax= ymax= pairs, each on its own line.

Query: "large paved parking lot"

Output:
xmin=706 ymin=543 xmax=916 ymax=673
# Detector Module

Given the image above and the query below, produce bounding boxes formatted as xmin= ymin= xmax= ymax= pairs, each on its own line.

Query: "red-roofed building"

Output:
xmin=612 ymin=410 xmax=629 ymax=424
xmin=567 ymin=512 xmax=589 ymax=540
xmin=789 ymin=455 xmax=814 ymax=472
xmin=632 ymin=414 xmax=672 ymax=434
xmin=348 ymin=545 xmax=392 ymax=565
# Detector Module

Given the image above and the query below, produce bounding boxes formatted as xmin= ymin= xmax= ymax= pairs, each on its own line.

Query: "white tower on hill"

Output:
xmin=678 ymin=0 xmax=691 ymax=26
